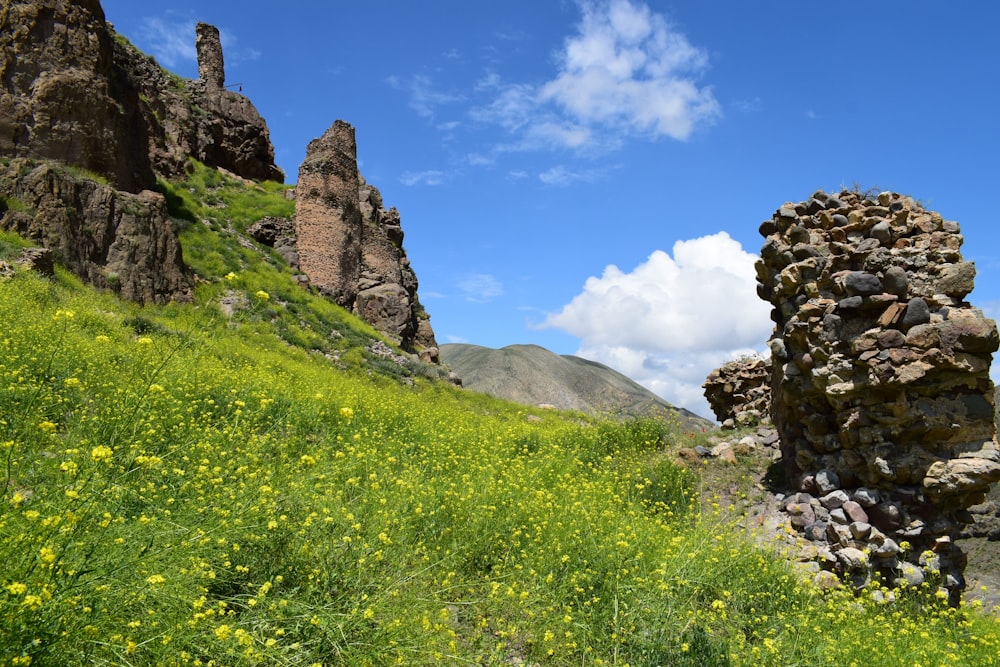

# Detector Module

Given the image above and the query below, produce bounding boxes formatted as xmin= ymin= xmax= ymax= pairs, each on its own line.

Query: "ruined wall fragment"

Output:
xmin=703 ymin=355 xmax=772 ymax=428
xmin=756 ymin=189 xmax=999 ymax=602
xmin=295 ymin=121 xmax=438 ymax=360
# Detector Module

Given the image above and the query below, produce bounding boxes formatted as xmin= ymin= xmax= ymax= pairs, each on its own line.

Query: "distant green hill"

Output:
xmin=442 ymin=343 xmax=713 ymax=431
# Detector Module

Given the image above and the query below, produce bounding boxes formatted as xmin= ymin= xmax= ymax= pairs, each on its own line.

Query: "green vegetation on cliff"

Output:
xmin=1 ymin=170 xmax=998 ymax=666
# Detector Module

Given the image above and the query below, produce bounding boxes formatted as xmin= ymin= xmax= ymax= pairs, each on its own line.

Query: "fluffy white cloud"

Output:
xmin=541 ymin=232 xmax=773 ymax=418
xmin=471 ymin=0 xmax=719 ymax=153
xmin=540 ymin=0 xmax=720 ymax=140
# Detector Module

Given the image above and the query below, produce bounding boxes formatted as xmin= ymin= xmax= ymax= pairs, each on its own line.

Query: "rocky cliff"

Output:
xmin=0 ymin=158 xmax=189 ymax=304
xmin=0 ymin=0 xmax=155 ymax=193
xmin=113 ymin=21 xmax=284 ymax=183
xmin=1 ymin=1 xmax=283 ymax=189
xmin=755 ymin=188 xmax=999 ymax=602
xmin=296 ymin=121 xmax=438 ymax=360
xmin=0 ymin=0 xmax=285 ymax=305
xmin=1 ymin=0 xmax=441 ymax=347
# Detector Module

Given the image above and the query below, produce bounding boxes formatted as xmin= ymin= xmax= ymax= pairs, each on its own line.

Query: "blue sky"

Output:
xmin=100 ymin=0 xmax=1000 ymax=419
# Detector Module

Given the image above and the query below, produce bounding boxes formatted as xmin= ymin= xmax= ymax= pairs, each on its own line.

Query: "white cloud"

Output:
xmin=466 ymin=152 xmax=495 ymax=166
xmin=138 ymin=17 xmax=196 ymax=68
xmin=538 ymin=164 xmax=603 ymax=186
xmin=540 ymin=232 xmax=773 ymax=418
xmin=399 ymin=169 xmax=450 ymax=186
xmin=458 ymin=273 xmax=504 ymax=303
xmin=390 ymin=74 xmax=465 ymax=119
xmin=136 ymin=17 xmax=259 ymax=72
xmin=470 ymin=0 xmax=719 ymax=154
xmin=539 ymin=0 xmax=720 ymax=140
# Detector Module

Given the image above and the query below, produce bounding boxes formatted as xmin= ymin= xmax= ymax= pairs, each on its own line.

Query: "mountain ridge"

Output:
xmin=441 ymin=342 xmax=713 ymax=430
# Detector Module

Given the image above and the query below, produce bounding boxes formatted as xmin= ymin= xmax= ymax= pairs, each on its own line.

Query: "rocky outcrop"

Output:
xmin=112 ymin=23 xmax=283 ymax=183
xmin=0 ymin=1 xmax=279 ymax=304
xmin=756 ymin=188 xmax=999 ymax=602
xmin=0 ymin=0 xmax=155 ymax=193
xmin=1 ymin=1 xmax=282 ymax=187
xmin=247 ymin=216 xmax=298 ymax=268
xmin=296 ymin=121 xmax=438 ymax=360
xmin=703 ymin=355 xmax=772 ymax=428
xmin=0 ymin=158 xmax=189 ymax=304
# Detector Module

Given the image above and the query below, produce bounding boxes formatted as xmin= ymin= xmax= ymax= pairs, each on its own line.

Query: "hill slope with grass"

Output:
xmin=1 ymin=164 xmax=999 ymax=665
xmin=442 ymin=343 xmax=712 ymax=430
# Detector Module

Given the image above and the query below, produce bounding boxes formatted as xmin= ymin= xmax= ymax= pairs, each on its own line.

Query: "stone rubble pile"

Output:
xmin=703 ymin=355 xmax=773 ymax=428
xmin=677 ymin=424 xmax=782 ymax=466
xmin=755 ymin=189 xmax=1000 ymax=602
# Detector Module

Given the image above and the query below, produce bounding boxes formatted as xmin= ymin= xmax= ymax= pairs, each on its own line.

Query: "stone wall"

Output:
xmin=295 ymin=121 xmax=438 ymax=360
xmin=703 ymin=355 xmax=772 ymax=428
xmin=755 ymin=188 xmax=1000 ymax=601
xmin=195 ymin=22 xmax=224 ymax=90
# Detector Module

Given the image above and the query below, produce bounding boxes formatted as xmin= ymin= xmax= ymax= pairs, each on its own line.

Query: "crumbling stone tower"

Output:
xmin=294 ymin=121 xmax=439 ymax=360
xmin=756 ymin=189 xmax=1000 ymax=602
xmin=195 ymin=22 xmax=225 ymax=90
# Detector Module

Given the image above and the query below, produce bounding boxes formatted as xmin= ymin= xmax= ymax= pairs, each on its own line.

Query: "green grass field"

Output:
xmin=1 ymin=166 xmax=997 ymax=665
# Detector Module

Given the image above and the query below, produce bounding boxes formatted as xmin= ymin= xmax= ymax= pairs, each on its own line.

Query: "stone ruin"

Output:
xmin=295 ymin=121 xmax=439 ymax=361
xmin=703 ymin=355 xmax=773 ymax=429
xmin=195 ymin=22 xmax=225 ymax=90
xmin=752 ymin=188 xmax=1000 ymax=602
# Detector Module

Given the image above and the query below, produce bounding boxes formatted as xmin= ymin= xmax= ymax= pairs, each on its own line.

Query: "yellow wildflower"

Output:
xmin=91 ymin=445 xmax=114 ymax=463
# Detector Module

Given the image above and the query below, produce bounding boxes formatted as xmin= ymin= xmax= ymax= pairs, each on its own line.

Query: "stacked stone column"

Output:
xmin=756 ymin=189 xmax=1000 ymax=601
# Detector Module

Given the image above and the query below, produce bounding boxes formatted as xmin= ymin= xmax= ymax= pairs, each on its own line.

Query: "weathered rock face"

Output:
xmin=113 ymin=22 xmax=284 ymax=183
xmin=703 ymin=355 xmax=772 ymax=428
xmin=756 ymin=188 xmax=999 ymax=602
xmin=296 ymin=121 xmax=438 ymax=360
xmin=0 ymin=159 xmax=189 ymax=304
xmin=0 ymin=2 xmax=279 ymax=304
xmin=296 ymin=121 xmax=362 ymax=306
xmin=247 ymin=216 xmax=298 ymax=268
xmin=1 ymin=1 xmax=282 ymax=185
xmin=0 ymin=0 xmax=155 ymax=193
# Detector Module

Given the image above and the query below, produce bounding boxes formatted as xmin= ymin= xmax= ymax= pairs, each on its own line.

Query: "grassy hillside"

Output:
xmin=1 ymin=168 xmax=998 ymax=666
xmin=440 ymin=343 xmax=713 ymax=430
